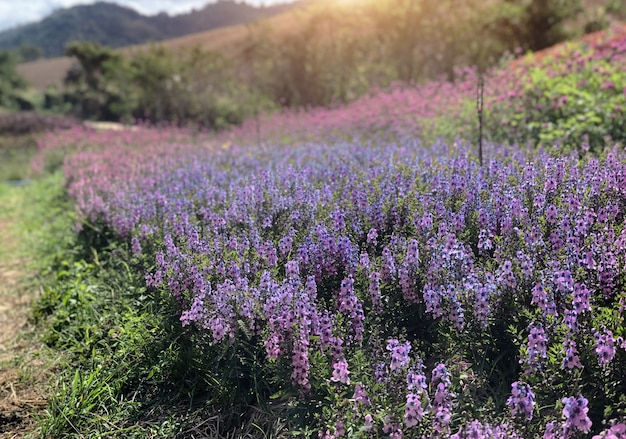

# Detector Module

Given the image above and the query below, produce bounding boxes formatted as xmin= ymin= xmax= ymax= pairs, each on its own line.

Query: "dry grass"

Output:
xmin=0 ymin=192 xmax=50 ymax=439
xmin=16 ymin=57 xmax=74 ymax=91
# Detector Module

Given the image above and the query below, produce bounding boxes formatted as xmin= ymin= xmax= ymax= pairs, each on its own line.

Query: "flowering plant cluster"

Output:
xmin=485 ymin=24 xmax=626 ymax=153
xmin=51 ymin=121 xmax=626 ymax=436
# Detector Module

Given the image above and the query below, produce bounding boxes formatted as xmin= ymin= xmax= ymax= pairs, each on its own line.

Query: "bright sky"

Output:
xmin=0 ymin=0 xmax=292 ymax=32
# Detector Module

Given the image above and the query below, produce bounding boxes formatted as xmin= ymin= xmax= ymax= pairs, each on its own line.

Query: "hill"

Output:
xmin=0 ymin=0 xmax=304 ymax=58
xmin=16 ymin=4 xmax=309 ymax=91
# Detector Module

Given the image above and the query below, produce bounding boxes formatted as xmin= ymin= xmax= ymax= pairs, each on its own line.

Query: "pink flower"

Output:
xmin=404 ymin=393 xmax=425 ymax=428
xmin=592 ymin=423 xmax=626 ymax=439
xmin=331 ymin=360 xmax=350 ymax=385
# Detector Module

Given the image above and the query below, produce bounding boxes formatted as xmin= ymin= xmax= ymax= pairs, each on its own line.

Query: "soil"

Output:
xmin=0 ymin=213 xmax=48 ymax=438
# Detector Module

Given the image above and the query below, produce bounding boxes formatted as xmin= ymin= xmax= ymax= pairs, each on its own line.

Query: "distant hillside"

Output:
xmin=17 ymin=3 xmax=309 ymax=91
xmin=0 ymin=0 xmax=304 ymax=58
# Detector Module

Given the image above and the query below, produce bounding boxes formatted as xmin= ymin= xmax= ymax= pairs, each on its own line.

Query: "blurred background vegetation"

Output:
xmin=0 ymin=0 xmax=625 ymax=129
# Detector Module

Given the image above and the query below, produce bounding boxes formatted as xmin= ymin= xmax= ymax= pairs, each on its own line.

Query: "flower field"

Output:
xmin=32 ymin=23 xmax=626 ymax=439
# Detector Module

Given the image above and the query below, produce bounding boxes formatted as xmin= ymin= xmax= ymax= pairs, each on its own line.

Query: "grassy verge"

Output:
xmin=0 ymin=172 xmax=73 ymax=439
xmin=31 ymin=236 xmax=291 ymax=438
xmin=0 ymin=135 xmax=39 ymax=183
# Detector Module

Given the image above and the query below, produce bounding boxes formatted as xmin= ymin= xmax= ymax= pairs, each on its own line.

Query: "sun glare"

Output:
xmin=332 ymin=0 xmax=366 ymax=5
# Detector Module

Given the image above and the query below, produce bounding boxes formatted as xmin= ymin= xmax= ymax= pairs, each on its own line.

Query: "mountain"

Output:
xmin=0 ymin=0 xmax=304 ymax=58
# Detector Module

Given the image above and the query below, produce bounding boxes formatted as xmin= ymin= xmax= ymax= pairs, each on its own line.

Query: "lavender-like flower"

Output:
xmin=331 ymin=360 xmax=350 ymax=385
xmin=562 ymin=395 xmax=592 ymax=435
xmin=507 ymin=381 xmax=535 ymax=420
xmin=387 ymin=339 xmax=411 ymax=371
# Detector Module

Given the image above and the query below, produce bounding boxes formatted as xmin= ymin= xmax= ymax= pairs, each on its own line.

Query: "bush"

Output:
xmin=485 ymin=29 xmax=626 ymax=153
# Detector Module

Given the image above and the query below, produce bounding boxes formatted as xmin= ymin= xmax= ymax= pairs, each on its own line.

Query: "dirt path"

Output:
xmin=0 ymin=190 xmax=48 ymax=439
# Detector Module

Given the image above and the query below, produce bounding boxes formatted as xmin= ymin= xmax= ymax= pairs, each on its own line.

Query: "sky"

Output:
xmin=0 ymin=0 xmax=291 ymax=32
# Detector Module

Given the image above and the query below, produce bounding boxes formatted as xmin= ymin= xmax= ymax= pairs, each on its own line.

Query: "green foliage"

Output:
xmin=15 ymin=43 xmax=43 ymax=62
xmin=0 ymin=50 xmax=28 ymax=108
xmin=249 ymin=0 xmax=488 ymax=107
xmin=63 ymin=42 xmax=129 ymax=120
xmin=30 ymin=202 xmax=288 ymax=437
xmin=34 ymin=253 xmax=180 ymax=437
xmin=0 ymin=134 xmax=38 ymax=181
xmin=487 ymin=56 xmax=626 ymax=153
xmin=606 ymin=0 xmax=626 ymax=19
xmin=62 ymin=42 xmax=275 ymax=127
xmin=45 ymin=0 xmax=626 ymax=124
xmin=248 ymin=4 xmax=387 ymax=107
xmin=129 ymin=45 xmax=274 ymax=128
xmin=246 ymin=0 xmax=613 ymax=109
xmin=370 ymin=0 xmax=489 ymax=80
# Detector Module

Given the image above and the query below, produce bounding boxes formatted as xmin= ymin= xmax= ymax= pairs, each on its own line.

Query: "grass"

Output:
xmin=0 ymin=171 xmax=73 ymax=439
xmin=31 ymin=245 xmax=293 ymax=438
xmin=0 ymin=135 xmax=38 ymax=182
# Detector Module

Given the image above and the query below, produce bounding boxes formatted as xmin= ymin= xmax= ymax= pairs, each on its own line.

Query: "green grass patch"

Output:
xmin=0 ymin=134 xmax=39 ymax=182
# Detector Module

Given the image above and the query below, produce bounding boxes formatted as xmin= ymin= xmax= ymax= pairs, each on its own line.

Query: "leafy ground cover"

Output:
xmin=12 ymin=18 xmax=626 ymax=439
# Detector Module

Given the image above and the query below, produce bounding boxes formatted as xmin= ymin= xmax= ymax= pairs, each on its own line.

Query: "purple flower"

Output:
xmin=525 ymin=323 xmax=548 ymax=371
xmin=387 ymin=339 xmax=411 ymax=371
xmin=406 ymin=371 xmax=427 ymax=392
xmin=368 ymin=271 xmax=383 ymax=313
xmin=131 ymin=237 xmax=142 ymax=256
xmin=331 ymin=360 xmax=350 ymax=385
xmin=363 ymin=414 xmax=374 ymax=432
xmin=334 ymin=420 xmax=345 ymax=437
xmin=562 ymin=339 xmax=583 ymax=370
xmin=593 ymin=423 xmax=626 ymax=439
xmin=507 ymin=381 xmax=535 ymax=420
xmin=367 ymin=228 xmax=378 ymax=246
xmin=562 ymin=395 xmax=592 ymax=434
xmin=594 ymin=329 xmax=616 ymax=366
xmin=359 ymin=252 xmax=370 ymax=271
xmin=572 ymin=283 xmax=591 ymax=313
xmin=404 ymin=393 xmax=425 ymax=428
xmin=543 ymin=421 xmax=560 ymax=439
xmin=352 ymin=384 xmax=370 ymax=406
xmin=405 ymin=238 xmax=420 ymax=267
xmin=381 ymin=246 xmax=397 ymax=282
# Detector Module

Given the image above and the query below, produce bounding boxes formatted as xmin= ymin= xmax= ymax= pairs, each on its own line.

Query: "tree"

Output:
xmin=16 ymin=44 xmax=43 ymax=62
xmin=63 ymin=42 xmax=132 ymax=120
xmin=0 ymin=50 xmax=27 ymax=108
xmin=485 ymin=0 xmax=583 ymax=52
